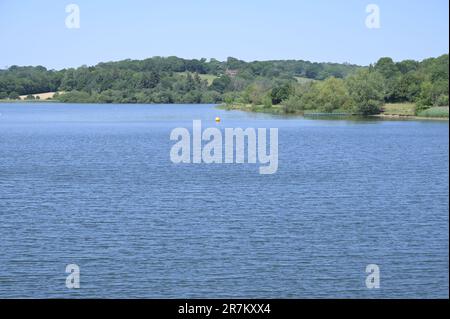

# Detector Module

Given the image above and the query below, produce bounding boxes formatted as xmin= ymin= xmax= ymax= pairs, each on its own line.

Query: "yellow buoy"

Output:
xmin=215 ymin=117 xmax=221 ymax=123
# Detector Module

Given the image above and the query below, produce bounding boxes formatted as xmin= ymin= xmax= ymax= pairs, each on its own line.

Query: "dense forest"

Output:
xmin=278 ymin=54 xmax=449 ymax=115
xmin=0 ymin=54 xmax=448 ymax=115
xmin=0 ymin=57 xmax=360 ymax=103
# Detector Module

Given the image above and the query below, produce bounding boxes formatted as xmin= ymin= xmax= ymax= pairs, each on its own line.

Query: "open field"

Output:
xmin=294 ymin=76 xmax=317 ymax=84
xmin=382 ymin=103 xmax=416 ymax=116
xmin=198 ymin=73 xmax=218 ymax=85
xmin=19 ymin=92 xmax=57 ymax=100
xmin=177 ymin=72 xmax=218 ymax=85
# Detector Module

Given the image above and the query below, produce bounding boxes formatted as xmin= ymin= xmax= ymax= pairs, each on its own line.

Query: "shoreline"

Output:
xmin=370 ymin=113 xmax=449 ymax=121
xmin=220 ymin=103 xmax=450 ymax=121
xmin=1 ymin=100 xmax=448 ymax=121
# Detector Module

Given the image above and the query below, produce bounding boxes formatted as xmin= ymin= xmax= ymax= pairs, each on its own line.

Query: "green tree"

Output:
xmin=375 ymin=57 xmax=398 ymax=79
xmin=270 ymin=83 xmax=293 ymax=104
xmin=262 ymin=94 xmax=273 ymax=108
xmin=243 ymin=83 xmax=269 ymax=105
xmin=282 ymin=95 xmax=303 ymax=113
xmin=346 ymin=70 xmax=385 ymax=115
xmin=211 ymin=76 xmax=231 ymax=93
xmin=315 ymin=77 xmax=353 ymax=113
xmin=8 ymin=91 xmax=20 ymax=99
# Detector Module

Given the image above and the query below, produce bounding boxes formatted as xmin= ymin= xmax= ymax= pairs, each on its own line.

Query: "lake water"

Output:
xmin=0 ymin=103 xmax=448 ymax=298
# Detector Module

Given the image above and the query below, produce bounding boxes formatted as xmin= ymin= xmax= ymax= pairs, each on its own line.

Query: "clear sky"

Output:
xmin=0 ymin=0 xmax=448 ymax=69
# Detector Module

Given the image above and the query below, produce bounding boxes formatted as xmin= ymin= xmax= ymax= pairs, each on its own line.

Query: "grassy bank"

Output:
xmin=220 ymin=103 xmax=354 ymax=116
xmin=417 ymin=106 xmax=449 ymax=118
xmin=381 ymin=103 xmax=416 ymax=116
xmin=0 ymin=91 xmax=59 ymax=103
xmin=221 ymin=102 xmax=449 ymax=120
xmin=219 ymin=103 xmax=286 ymax=115
xmin=0 ymin=98 xmax=58 ymax=103
xmin=376 ymin=103 xmax=449 ymax=120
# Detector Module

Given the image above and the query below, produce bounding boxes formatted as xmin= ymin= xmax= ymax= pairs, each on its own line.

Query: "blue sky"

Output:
xmin=0 ymin=0 xmax=448 ymax=69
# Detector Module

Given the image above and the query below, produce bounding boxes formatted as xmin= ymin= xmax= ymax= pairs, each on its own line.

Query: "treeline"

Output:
xmin=0 ymin=55 xmax=447 ymax=115
xmin=0 ymin=66 xmax=62 ymax=99
xmin=232 ymin=54 xmax=449 ymax=115
xmin=0 ymin=56 xmax=359 ymax=103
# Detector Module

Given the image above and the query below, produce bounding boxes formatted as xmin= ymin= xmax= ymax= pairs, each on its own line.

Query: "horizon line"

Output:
xmin=2 ymin=52 xmax=448 ymax=71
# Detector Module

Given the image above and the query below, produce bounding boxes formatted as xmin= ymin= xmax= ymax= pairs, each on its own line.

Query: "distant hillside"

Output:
xmin=0 ymin=56 xmax=360 ymax=103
